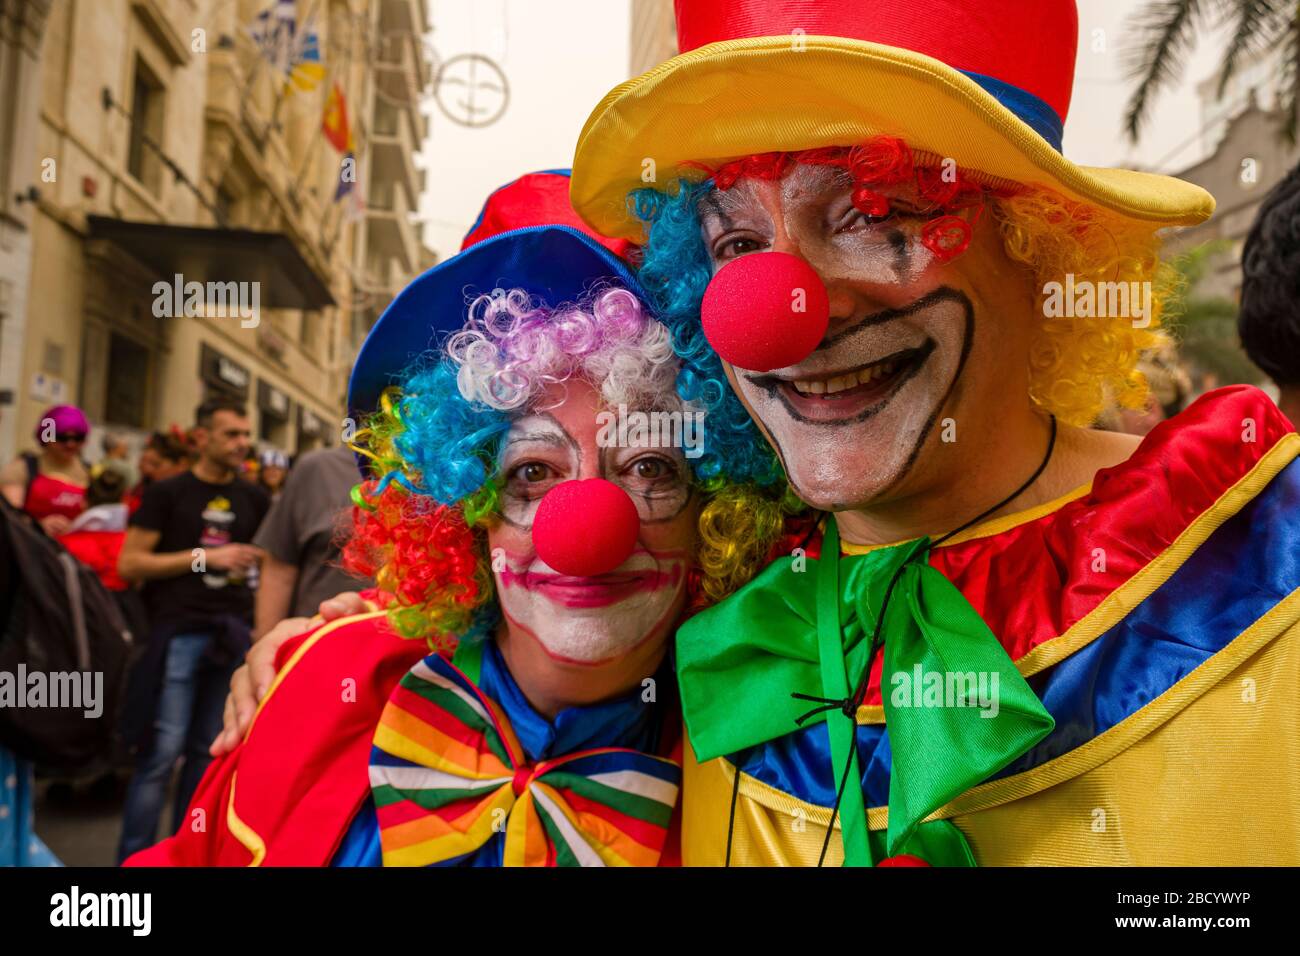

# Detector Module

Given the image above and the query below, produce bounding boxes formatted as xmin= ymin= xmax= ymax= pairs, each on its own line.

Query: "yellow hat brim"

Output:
xmin=571 ymin=36 xmax=1215 ymax=241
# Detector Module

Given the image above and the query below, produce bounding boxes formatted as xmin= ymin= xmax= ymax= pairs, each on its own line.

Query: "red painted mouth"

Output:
xmin=506 ymin=566 xmax=683 ymax=608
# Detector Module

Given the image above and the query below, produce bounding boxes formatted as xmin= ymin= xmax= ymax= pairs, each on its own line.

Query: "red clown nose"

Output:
xmin=532 ymin=479 xmax=640 ymax=577
xmin=701 ymin=251 xmax=830 ymax=372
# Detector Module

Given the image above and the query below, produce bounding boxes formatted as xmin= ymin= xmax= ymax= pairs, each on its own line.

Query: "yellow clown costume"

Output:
xmin=570 ymin=0 xmax=1299 ymax=865
xmin=674 ymin=387 xmax=1299 ymax=865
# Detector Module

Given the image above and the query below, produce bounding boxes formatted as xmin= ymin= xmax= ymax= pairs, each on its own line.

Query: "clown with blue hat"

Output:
xmin=125 ymin=170 xmax=801 ymax=867
xmin=567 ymin=0 xmax=1300 ymax=866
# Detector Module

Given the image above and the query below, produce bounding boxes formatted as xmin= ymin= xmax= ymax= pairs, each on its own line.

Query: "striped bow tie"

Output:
xmin=369 ymin=651 xmax=681 ymax=867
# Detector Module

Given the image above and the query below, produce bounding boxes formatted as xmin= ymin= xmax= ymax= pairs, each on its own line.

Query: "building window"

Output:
xmin=300 ymin=309 xmax=320 ymax=354
xmin=215 ymin=186 xmax=236 ymax=226
xmin=127 ymin=58 xmax=165 ymax=194
xmin=370 ymin=180 xmax=395 ymax=211
xmin=258 ymin=412 xmax=289 ymax=447
xmin=105 ymin=333 xmax=150 ymax=427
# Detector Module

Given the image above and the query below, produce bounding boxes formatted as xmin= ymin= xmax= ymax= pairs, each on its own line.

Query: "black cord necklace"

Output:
xmin=724 ymin=414 xmax=1058 ymax=867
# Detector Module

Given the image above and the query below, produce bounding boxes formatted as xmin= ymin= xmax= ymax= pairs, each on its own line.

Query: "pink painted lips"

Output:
xmin=504 ymin=566 xmax=683 ymax=608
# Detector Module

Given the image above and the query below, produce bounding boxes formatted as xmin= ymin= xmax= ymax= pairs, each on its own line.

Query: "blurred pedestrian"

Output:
xmin=0 ymin=404 xmax=90 ymax=535
xmin=59 ymin=460 xmax=149 ymax=642
xmin=101 ymin=432 xmax=128 ymax=460
xmin=1095 ymin=347 xmax=1191 ymax=436
xmin=1239 ymin=160 xmax=1300 ymax=426
xmin=256 ymin=448 xmax=290 ymax=502
xmin=114 ymin=398 xmax=270 ymax=861
xmin=60 ymin=461 xmax=131 ymax=590
xmin=125 ymin=428 xmax=192 ymax=514
xmin=252 ymin=445 xmax=372 ymax=638
xmin=95 ymin=431 xmax=136 ymax=487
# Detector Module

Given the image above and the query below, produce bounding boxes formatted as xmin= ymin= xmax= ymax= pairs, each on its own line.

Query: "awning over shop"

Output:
xmin=87 ymin=215 xmax=335 ymax=310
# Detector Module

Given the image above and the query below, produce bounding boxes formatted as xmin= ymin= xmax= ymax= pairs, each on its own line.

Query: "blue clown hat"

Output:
xmin=347 ymin=170 xmax=643 ymax=424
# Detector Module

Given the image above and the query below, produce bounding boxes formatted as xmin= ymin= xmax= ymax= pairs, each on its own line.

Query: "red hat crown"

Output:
xmin=460 ymin=170 xmax=634 ymax=259
xmin=674 ymin=0 xmax=1079 ymax=129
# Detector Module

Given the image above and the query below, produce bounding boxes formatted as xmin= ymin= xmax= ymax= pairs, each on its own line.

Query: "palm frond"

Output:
xmin=1217 ymin=0 xmax=1287 ymax=97
xmin=1277 ymin=2 xmax=1300 ymax=143
xmin=1122 ymin=0 xmax=1210 ymax=142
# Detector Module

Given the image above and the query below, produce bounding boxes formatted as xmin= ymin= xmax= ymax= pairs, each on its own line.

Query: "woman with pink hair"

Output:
xmin=1 ymin=405 xmax=91 ymax=535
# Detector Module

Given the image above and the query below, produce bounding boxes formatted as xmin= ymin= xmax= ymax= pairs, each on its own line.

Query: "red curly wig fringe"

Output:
xmin=341 ymin=479 xmax=492 ymax=647
xmin=697 ymin=137 xmax=1017 ymax=263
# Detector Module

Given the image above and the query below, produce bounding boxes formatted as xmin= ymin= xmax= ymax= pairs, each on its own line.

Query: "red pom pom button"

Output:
xmin=701 ymin=251 xmax=830 ymax=372
xmin=532 ymin=479 xmax=639 ymax=577
xmin=877 ymin=854 xmax=930 ymax=867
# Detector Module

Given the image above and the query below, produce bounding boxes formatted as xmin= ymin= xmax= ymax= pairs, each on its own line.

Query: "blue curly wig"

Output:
xmin=630 ymin=181 xmax=784 ymax=489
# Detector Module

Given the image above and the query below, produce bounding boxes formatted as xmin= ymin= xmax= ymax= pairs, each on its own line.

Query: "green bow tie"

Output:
xmin=676 ymin=516 xmax=1054 ymax=866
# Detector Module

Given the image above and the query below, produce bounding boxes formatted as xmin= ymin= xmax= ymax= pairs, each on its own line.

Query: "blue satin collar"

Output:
xmin=475 ymin=639 xmax=667 ymax=762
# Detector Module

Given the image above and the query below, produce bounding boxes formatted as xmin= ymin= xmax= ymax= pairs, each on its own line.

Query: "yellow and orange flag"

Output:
xmin=322 ymin=82 xmax=354 ymax=153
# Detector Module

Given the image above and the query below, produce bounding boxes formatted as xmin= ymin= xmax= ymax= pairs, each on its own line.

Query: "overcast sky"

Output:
xmin=1067 ymin=0 xmax=1232 ymax=169
xmin=417 ymin=0 xmax=631 ymax=258
xmin=418 ymin=0 xmax=1236 ymax=260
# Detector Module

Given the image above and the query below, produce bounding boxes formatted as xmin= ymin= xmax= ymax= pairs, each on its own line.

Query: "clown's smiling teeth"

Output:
xmin=791 ymin=359 xmax=899 ymax=395
xmin=747 ymin=341 xmax=934 ymax=423
xmin=783 ymin=347 xmax=927 ymax=398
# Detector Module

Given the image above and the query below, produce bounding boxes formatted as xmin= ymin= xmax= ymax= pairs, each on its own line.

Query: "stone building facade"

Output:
xmin=0 ymin=0 xmax=431 ymax=463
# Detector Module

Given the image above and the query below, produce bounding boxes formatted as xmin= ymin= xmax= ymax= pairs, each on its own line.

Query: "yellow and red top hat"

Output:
xmin=570 ymin=0 xmax=1214 ymax=240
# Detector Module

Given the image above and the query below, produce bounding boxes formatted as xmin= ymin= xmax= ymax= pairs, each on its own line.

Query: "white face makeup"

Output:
xmin=495 ymin=416 xmax=693 ymax=529
xmin=726 ymin=290 xmax=972 ymax=510
xmin=488 ymin=383 xmax=696 ymax=665
xmin=699 ymin=164 xmax=978 ymax=510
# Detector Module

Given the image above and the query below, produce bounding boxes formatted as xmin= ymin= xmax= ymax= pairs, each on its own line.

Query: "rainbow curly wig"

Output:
xmin=631 ymin=136 xmax=1177 ymax=428
xmin=344 ymin=284 xmax=800 ymax=644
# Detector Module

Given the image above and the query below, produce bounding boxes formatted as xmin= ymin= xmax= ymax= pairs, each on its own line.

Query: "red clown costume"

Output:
xmin=125 ymin=172 xmax=685 ymax=867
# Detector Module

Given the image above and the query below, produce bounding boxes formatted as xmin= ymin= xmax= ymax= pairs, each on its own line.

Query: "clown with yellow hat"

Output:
xmin=571 ymin=0 xmax=1300 ymax=866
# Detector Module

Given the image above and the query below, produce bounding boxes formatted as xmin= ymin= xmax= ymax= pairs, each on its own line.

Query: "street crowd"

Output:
xmin=0 ymin=401 xmax=367 ymax=864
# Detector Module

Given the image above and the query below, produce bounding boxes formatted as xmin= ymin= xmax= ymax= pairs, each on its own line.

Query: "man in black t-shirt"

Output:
xmin=115 ymin=398 xmax=269 ymax=861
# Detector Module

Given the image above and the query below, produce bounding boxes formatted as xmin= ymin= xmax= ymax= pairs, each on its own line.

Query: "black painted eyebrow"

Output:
xmin=697 ymin=191 xmax=738 ymax=232
xmin=597 ymin=441 xmax=688 ymax=472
